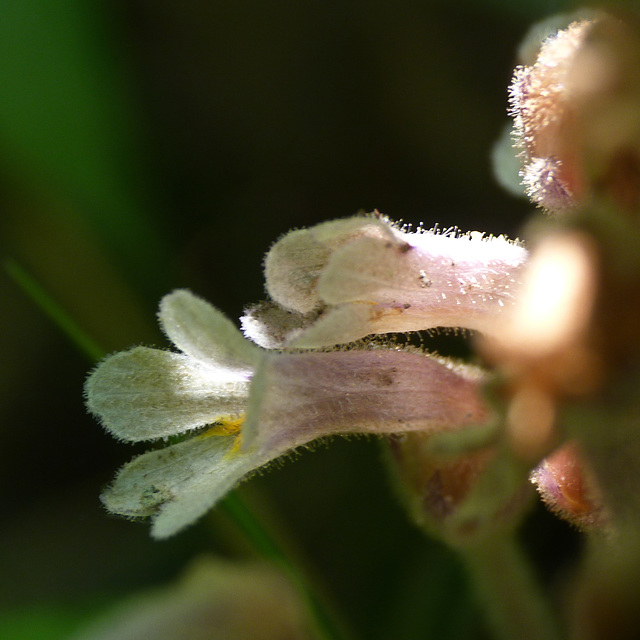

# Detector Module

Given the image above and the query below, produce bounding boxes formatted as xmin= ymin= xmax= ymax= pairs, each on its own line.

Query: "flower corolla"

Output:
xmin=243 ymin=215 xmax=527 ymax=348
xmin=86 ymin=287 xmax=489 ymax=538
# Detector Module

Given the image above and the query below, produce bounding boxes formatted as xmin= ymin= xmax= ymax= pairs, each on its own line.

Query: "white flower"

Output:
xmin=242 ymin=214 xmax=527 ymax=348
xmin=86 ymin=289 xmax=489 ymax=538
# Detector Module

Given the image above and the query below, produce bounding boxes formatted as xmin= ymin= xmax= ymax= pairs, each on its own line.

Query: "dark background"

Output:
xmin=0 ymin=0 xmax=587 ymax=637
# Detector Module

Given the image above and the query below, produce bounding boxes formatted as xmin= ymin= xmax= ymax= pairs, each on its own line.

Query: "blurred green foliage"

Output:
xmin=0 ymin=0 xmax=580 ymax=638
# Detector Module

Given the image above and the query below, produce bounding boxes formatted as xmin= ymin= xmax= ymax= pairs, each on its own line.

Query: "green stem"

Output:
xmin=460 ymin=535 xmax=562 ymax=640
xmin=4 ymin=258 xmax=106 ymax=362
xmin=220 ymin=492 xmax=351 ymax=640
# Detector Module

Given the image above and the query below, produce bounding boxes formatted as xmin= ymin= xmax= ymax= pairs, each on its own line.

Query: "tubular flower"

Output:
xmin=242 ymin=214 xmax=527 ymax=349
xmin=86 ymin=289 xmax=490 ymax=538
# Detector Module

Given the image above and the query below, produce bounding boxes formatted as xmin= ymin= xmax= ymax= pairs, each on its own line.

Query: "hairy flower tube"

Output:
xmin=86 ymin=289 xmax=490 ymax=538
xmin=242 ymin=214 xmax=528 ymax=349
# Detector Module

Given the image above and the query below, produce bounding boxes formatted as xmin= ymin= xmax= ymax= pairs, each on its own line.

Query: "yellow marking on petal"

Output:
xmin=227 ymin=431 xmax=244 ymax=457
xmin=200 ymin=414 xmax=246 ymax=438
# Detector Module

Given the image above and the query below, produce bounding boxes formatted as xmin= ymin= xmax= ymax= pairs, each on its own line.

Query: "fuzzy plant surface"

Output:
xmin=81 ymin=7 xmax=640 ymax=640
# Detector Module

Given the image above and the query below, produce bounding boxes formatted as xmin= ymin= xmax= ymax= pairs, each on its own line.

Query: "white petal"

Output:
xmin=85 ymin=347 xmax=250 ymax=441
xmin=240 ymin=301 xmax=313 ymax=349
xmin=243 ymin=349 xmax=490 ymax=455
xmin=286 ymin=305 xmax=374 ymax=348
xmin=159 ymin=289 xmax=262 ymax=372
xmin=101 ymin=433 xmax=269 ymax=538
xmin=264 ymin=216 xmax=396 ymax=314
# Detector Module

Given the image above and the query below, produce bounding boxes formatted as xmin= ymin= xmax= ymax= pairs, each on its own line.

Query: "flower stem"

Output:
xmin=220 ymin=492 xmax=352 ymax=640
xmin=4 ymin=257 xmax=106 ymax=362
xmin=460 ymin=534 xmax=562 ymax=640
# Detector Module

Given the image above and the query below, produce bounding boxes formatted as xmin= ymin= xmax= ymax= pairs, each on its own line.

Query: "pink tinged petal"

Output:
xmin=85 ymin=347 xmax=250 ymax=442
xmin=520 ymin=156 xmax=576 ymax=212
xmin=261 ymin=216 xmax=527 ymax=348
xmin=283 ymin=305 xmax=373 ymax=349
xmin=101 ymin=432 xmax=270 ymax=538
xmin=290 ymin=229 xmax=527 ymax=347
xmin=159 ymin=289 xmax=262 ymax=373
xmin=243 ymin=349 xmax=490 ymax=455
xmin=321 ymin=229 xmax=526 ymax=327
xmin=530 ymin=442 xmax=605 ymax=529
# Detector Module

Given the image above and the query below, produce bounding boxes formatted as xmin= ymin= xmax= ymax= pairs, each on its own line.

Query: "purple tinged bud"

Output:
xmin=247 ymin=215 xmax=527 ymax=348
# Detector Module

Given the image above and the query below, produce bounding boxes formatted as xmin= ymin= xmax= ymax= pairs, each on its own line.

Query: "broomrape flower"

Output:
xmin=242 ymin=214 xmax=528 ymax=348
xmin=86 ymin=286 xmax=491 ymax=538
xmin=85 ymin=215 xmax=530 ymax=538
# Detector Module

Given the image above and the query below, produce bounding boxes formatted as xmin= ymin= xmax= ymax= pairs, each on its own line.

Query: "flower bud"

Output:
xmin=387 ymin=432 xmax=531 ymax=546
xmin=509 ymin=13 xmax=640 ymax=213
xmin=531 ymin=441 xmax=605 ymax=530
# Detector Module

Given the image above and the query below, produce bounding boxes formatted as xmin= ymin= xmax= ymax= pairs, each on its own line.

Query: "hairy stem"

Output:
xmin=460 ymin=534 xmax=562 ymax=640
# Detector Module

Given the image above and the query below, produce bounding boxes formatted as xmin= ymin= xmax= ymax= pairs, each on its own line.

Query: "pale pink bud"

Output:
xmin=531 ymin=442 xmax=605 ymax=529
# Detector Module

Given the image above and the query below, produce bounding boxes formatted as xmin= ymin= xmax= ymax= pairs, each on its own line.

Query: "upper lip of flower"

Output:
xmin=242 ymin=214 xmax=528 ymax=349
xmin=85 ymin=288 xmax=259 ymax=443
